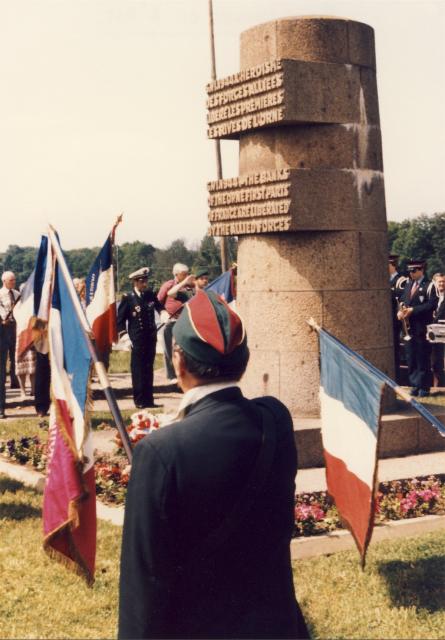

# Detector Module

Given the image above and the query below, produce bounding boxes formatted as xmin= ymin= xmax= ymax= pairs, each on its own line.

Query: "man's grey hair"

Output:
xmin=172 ymin=263 xmax=189 ymax=276
xmin=2 ymin=271 xmax=15 ymax=283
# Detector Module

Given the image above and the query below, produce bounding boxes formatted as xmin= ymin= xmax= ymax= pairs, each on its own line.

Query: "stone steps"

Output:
xmin=294 ymin=398 xmax=445 ymax=469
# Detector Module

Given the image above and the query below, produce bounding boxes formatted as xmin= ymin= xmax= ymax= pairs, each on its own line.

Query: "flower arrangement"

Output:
xmin=375 ymin=476 xmax=445 ymax=521
xmin=0 ymin=436 xmax=48 ymax=471
xmin=2 ymin=431 xmax=445 ymax=527
xmin=114 ymin=410 xmax=163 ymax=450
xmin=294 ymin=492 xmax=341 ymax=536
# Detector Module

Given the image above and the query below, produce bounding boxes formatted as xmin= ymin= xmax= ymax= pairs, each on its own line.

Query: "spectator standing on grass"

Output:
xmin=157 ymin=262 xmax=195 ymax=381
xmin=119 ymin=289 xmax=309 ymax=639
xmin=0 ymin=271 xmax=20 ymax=418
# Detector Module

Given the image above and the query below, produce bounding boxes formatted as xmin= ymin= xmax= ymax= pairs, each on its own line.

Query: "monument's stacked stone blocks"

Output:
xmin=206 ymin=16 xmax=394 ymax=418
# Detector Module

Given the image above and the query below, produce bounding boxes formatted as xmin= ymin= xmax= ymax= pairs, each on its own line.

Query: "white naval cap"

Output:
xmin=129 ymin=267 xmax=150 ymax=280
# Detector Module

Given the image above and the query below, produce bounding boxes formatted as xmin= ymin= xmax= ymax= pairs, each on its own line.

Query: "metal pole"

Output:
xmin=48 ymin=226 xmax=133 ymax=462
xmin=208 ymin=0 xmax=228 ymax=273
xmin=307 ymin=318 xmax=445 ymax=437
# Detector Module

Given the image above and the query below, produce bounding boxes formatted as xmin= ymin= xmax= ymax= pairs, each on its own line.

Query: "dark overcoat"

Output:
xmin=118 ymin=387 xmax=308 ymax=639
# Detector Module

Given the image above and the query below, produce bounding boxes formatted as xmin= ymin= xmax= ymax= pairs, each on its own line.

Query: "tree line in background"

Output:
xmin=1 ymin=212 xmax=444 ymax=293
xmin=388 ymin=212 xmax=445 ymax=276
xmin=0 ymin=234 xmax=238 ymax=294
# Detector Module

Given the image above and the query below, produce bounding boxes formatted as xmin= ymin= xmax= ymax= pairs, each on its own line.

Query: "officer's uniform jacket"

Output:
xmin=117 ymin=290 xmax=163 ymax=345
xmin=119 ymin=386 xmax=308 ymax=639
xmin=390 ymin=273 xmax=407 ymax=310
xmin=400 ymin=276 xmax=437 ymax=336
xmin=0 ymin=287 xmax=19 ymax=324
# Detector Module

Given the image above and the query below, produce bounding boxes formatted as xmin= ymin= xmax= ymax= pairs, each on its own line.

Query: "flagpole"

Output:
xmin=47 ymin=226 xmax=133 ymax=462
xmin=307 ymin=318 xmax=445 ymax=437
xmin=208 ymin=0 xmax=228 ymax=273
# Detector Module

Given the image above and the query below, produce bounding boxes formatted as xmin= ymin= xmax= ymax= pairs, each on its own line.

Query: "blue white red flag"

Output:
xmin=85 ymin=234 xmax=117 ymax=355
xmin=43 ymin=257 xmax=96 ymax=584
xmin=14 ymin=235 xmax=53 ymax=358
xmin=206 ymin=268 xmax=235 ymax=306
xmin=319 ymin=329 xmax=384 ymax=563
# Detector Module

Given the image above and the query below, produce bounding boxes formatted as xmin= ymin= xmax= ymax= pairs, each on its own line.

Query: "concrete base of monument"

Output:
xmin=294 ymin=400 xmax=445 ymax=469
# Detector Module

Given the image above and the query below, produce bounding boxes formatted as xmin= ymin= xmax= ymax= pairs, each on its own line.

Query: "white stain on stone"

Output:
xmin=344 ymin=169 xmax=384 ymax=205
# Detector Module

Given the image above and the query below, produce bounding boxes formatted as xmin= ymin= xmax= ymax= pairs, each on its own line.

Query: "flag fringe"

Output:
xmin=43 ymin=512 xmax=94 ymax=586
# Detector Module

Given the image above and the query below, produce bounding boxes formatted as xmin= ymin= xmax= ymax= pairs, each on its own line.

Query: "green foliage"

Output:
xmin=389 ymin=212 xmax=445 ymax=276
xmin=193 ymin=235 xmax=221 ymax=280
xmin=115 ymin=241 xmax=156 ymax=293
xmin=0 ymin=236 xmax=239 ymax=295
xmin=151 ymin=238 xmax=198 ymax=290
xmin=65 ymin=247 xmax=100 ymax=278
xmin=0 ymin=245 xmax=37 ymax=284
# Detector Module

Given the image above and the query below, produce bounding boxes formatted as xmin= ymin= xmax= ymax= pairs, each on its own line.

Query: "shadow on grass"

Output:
xmin=0 ymin=476 xmax=24 ymax=493
xmin=0 ymin=501 xmax=41 ymax=520
xmin=378 ymin=556 xmax=445 ymax=612
xmin=0 ymin=477 xmax=41 ymax=521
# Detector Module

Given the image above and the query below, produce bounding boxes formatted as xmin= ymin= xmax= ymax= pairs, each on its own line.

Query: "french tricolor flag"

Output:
xmin=319 ymin=329 xmax=384 ymax=564
xmin=205 ymin=268 xmax=236 ymax=307
xmin=85 ymin=235 xmax=117 ymax=356
xmin=43 ymin=260 xmax=96 ymax=584
xmin=14 ymin=234 xmax=53 ymax=357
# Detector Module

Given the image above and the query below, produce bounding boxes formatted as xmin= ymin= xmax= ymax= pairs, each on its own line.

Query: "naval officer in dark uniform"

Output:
xmin=119 ymin=289 xmax=309 ymax=639
xmin=398 ymin=259 xmax=438 ymax=396
xmin=117 ymin=267 xmax=164 ymax=408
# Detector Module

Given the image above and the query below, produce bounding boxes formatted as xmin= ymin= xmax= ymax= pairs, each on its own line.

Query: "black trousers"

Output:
xmin=405 ymin=335 xmax=432 ymax=391
xmin=131 ymin=336 xmax=157 ymax=408
xmin=163 ymin=321 xmax=176 ymax=380
xmin=431 ymin=343 xmax=445 ymax=387
xmin=35 ymin=352 xmax=51 ymax=415
xmin=7 ymin=323 xmax=18 ymax=387
xmin=0 ymin=325 xmax=8 ymax=411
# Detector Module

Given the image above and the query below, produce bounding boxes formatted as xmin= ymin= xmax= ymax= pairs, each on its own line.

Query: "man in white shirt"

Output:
xmin=432 ymin=273 xmax=445 ymax=386
xmin=0 ymin=271 xmax=20 ymax=417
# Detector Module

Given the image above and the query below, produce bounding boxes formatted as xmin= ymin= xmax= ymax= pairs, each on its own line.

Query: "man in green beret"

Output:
xmin=194 ymin=266 xmax=209 ymax=290
xmin=119 ymin=290 xmax=309 ymax=639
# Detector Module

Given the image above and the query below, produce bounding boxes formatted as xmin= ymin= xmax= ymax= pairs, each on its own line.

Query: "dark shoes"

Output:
xmin=410 ymin=388 xmax=430 ymax=398
xmin=0 ymin=411 xmax=5 ymax=419
xmin=135 ymin=401 xmax=162 ymax=410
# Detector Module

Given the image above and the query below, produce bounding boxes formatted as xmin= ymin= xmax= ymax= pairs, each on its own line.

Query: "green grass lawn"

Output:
xmin=1 ymin=474 xmax=445 ymax=639
xmin=295 ymin=531 xmax=445 ymax=639
xmin=108 ymin=350 xmax=163 ymax=374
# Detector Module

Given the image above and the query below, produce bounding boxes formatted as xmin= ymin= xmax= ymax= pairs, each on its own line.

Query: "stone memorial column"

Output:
xmin=206 ymin=17 xmax=393 ymax=423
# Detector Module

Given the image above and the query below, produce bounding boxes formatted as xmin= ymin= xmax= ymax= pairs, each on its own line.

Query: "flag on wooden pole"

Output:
xmin=43 ymin=250 xmax=96 ymax=585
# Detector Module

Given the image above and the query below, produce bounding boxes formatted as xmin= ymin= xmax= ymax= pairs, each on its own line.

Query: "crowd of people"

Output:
xmin=0 ymin=270 xmax=50 ymax=420
xmin=1 ymin=257 xmax=443 ymax=420
xmin=390 ymin=255 xmax=445 ymax=396
xmin=117 ymin=262 xmax=211 ymax=409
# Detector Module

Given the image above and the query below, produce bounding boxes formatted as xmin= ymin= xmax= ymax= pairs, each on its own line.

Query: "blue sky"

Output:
xmin=1 ymin=0 xmax=444 ymax=250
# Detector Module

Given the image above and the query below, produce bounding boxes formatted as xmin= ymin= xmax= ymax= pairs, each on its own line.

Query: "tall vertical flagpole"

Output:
xmin=208 ymin=0 xmax=228 ymax=272
xmin=47 ymin=226 xmax=133 ymax=462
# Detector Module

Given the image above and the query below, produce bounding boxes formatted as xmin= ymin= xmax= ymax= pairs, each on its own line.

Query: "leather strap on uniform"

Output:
xmin=183 ymin=397 xmax=277 ymax=567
